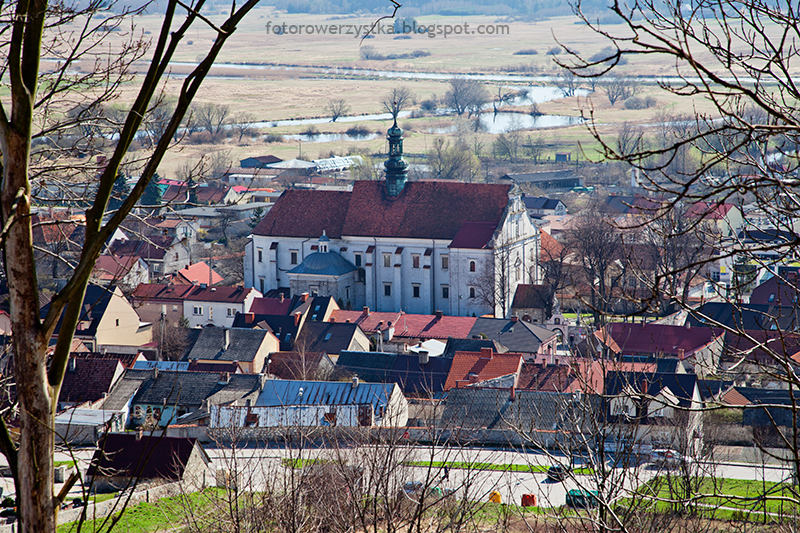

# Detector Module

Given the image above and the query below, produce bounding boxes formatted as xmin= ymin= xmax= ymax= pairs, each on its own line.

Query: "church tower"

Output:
xmin=384 ymin=117 xmax=408 ymax=196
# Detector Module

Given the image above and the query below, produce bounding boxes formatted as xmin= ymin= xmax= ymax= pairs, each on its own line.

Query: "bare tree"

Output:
xmin=556 ymin=69 xmax=580 ymax=97
xmin=195 ymin=102 xmax=231 ymax=137
xmin=443 ymin=78 xmax=489 ymax=118
xmin=382 ymin=86 xmax=415 ymax=120
xmin=230 ymin=111 xmax=258 ymax=142
xmin=427 ymin=138 xmax=480 ymax=182
xmin=600 ymin=77 xmax=638 ymax=106
xmin=0 ymin=0 xmax=260 ymax=529
xmin=326 ymin=98 xmax=351 ymax=122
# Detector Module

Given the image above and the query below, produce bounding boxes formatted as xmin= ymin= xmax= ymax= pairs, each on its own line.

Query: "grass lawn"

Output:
xmin=635 ymin=476 xmax=800 ymax=520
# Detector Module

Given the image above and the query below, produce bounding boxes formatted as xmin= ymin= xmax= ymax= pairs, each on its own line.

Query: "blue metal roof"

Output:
xmin=288 ymin=252 xmax=357 ymax=277
xmin=255 ymin=379 xmax=395 ymax=410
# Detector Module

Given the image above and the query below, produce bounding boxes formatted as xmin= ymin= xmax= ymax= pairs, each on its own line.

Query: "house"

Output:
xmin=687 ymin=202 xmax=743 ymax=237
xmin=750 ymin=273 xmax=800 ymax=305
xmin=499 ymin=170 xmax=583 ymax=190
xmin=240 ymin=155 xmax=283 ymax=168
xmin=595 ymin=322 xmax=724 ymax=378
xmin=294 ymin=321 xmax=370 ymax=357
xmin=522 ymin=196 xmax=567 ymax=217
xmin=210 ymin=379 xmax=409 ymax=428
xmin=92 ymin=255 xmax=150 ymax=291
xmin=113 ymin=368 xmax=264 ymax=427
xmin=88 ymin=433 xmax=213 ymax=492
xmin=335 ymin=350 xmax=454 ymax=395
xmin=54 ymin=408 xmax=124 ymax=445
xmin=686 ymin=302 xmax=800 ymax=332
xmin=604 ymin=372 xmax=703 ymax=450
xmin=171 ymin=261 xmax=224 ymax=286
xmin=41 ymin=285 xmax=152 ymax=352
xmin=58 ymin=356 xmax=126 ymax=409
xmin=265 ymin=351 xmax=335 ymax=380
xmin=443 ymin=347 xmax=524 ymax=390
xmin=110 ymin=235 xmax=191 ymax=280
xmin=162 ymin=183 xmax=230 ymax=205
xmin=131 ymin=283 xmax=261 ymax=328
xmin=183 ymin=327 xmax=279 ymax=373
xmin=510 ymin=284 xmax=553 ymax=324
xmin=245 ymin=124 xmax=540 ymax=317
xmin=153 ymin=218 xmax=199 ymax=245
xmin=467 ymin=317 xmax=558 ymax=360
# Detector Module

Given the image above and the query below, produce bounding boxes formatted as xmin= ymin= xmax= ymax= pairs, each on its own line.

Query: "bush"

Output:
xmin=420 ymin=99 xmax=437 ymax=112
xmin=345 ymin=125 xmax=370 ymax=136
xmin=514 ymin=48 xmax=538 ymax=55
xmin=546 ymin=47 xmax=562 ymax=55
xmin=644 ymin=95 xmax=656 ymax=107
xmin=264 ymin=133 xmax=282 ymax=143
xmin=589 ymin=46 xmax=627 ymax=65
xmin=410 ymin=110 xmax=425 ymax=118
xmin=359 ymin=45 xmax=384 ymax=60
xmin=624 ymin=95 xmax=656 ymax=109
xmin=302 ymin=125 xmax=319 ymax=136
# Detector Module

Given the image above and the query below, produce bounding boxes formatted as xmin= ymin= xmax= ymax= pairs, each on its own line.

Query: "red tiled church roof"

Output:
xmin=253 ymin=181 xmax=512 ymax=241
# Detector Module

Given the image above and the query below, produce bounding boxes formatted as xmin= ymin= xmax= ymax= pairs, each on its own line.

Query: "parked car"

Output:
xmin=565 ymin=489 xmax=599 ymax=509
xmin=547 ymin=464 xmax=570 ymax=482
xmin=650 ymin=449 xmax=692 ymax=468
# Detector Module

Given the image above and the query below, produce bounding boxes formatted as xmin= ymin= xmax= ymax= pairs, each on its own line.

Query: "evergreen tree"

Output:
xmin=140 ymin=172 xmax=163 ymax=208
xmin=108 ymin=173 xmax=130 ymax=212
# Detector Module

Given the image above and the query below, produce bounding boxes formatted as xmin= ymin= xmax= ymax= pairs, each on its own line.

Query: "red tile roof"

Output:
xmin=444 ymin=348 xmax=524 ymax=390
xmin=93 ymin=255 xmax=142 ymax=281
xmin=249 ymin=296 xmax=294 ymax=316
xmin=329 ymin=309 xmax=403 ymax=331
xmin=448 ymin=221 xmax=497 ymax=249
xmin=329 ymin=309 xmax=476 ymax=339
xmin=688 ymin=201 xmax=736 ymax=220
xmin=540 ymin=231 xmax=563 ymax=258
xmin=253 ymin=181 xmax=512 ymax=240
xmin=173 ymin=261 xmax=224 ymax=285
xmin=597 ymin=322 xmax=722 ymax=359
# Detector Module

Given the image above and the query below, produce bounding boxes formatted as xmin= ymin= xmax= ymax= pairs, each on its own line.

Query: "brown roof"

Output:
xmin=253 ymin=181 xmax=512 ymax=240
xmin=110 ymin=236 xmax=176 ymax=261
xmin=511 ymin=284 xmax=550 ymax=310
xmin=162 ymin=184 xmax=229 ymax=204
xmin=540 ymin=231 xmax=563 ymax=258
xmin=132 ymin=283 xmax=255 ymax=303
xmin=88 ymin=434 xmax=208 ymax=481
xmin=444 ymin=348 xmax=524 ymax=390
xmin=131 ymin=283 xmax=195 ymax=302
xmin=517 ymin=362 xmax=578 ymax=392
xmin=93 ymin=255 xmax=142 ymax=281
xmin=58 ymin=357 xmax=123 ymax=405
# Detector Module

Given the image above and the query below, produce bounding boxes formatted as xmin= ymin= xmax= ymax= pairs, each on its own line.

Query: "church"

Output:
xmin=244 ymin=120 xmax=540 ymax=317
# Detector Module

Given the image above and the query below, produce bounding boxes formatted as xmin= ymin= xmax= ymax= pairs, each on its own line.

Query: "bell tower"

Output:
xmin=384 ymin=117 xmax=408 ymax=196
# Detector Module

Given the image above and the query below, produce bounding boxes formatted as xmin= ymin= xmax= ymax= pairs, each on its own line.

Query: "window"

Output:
xmin=345 ymin=286 xmax=350 ymax=300
xmin=115 ymin=318 xmax=119 ymax=327
xmin=257 ymin=249 xmax=263 ymax=263
xmin=172 ymin=305 xmax=178 ymax=312
xmin=134 ymin=406 xmax=142 ymax=418
xmin=442 ymin=285 xmax=449 ymax=299
xmin=290 ymin=250 xmax=299 ymax=265
xmin=441 ymin=255 xmax=449 ymax=270
xmin=412 ymin=255 xmax=420 ymax=268
xmin=469 ymin=287 xmax=476 ymax=298
xmin=259 ymin=278 xmax=265 ymax=294
xmin=310 ymin=285 xmax=319 ymax=296
xmin=355 ymin=253 xmax=362 ymax=267
xmin=324 ymin=333 xmax=332 ymax=341
xmin=227 ymin=308 xmax=236 ymax=317
xmin=412 ymin=284 xmax=420 ymax=298
xmin=383 ymin=253 xmax=391 ymax=268
xmin=768 ymin=293 xmax=775 ymax=302
xmin=193 ymin=306 xmax=203 ymax=315
xmin=384 ymin=283 xmax=392 ymax=297
xmin=469 ymin=260 xmax=476 ymax=272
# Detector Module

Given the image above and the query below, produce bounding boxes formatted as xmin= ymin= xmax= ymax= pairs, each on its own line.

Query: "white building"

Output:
xmin=182 ymin=285 xmax=262 ymax=328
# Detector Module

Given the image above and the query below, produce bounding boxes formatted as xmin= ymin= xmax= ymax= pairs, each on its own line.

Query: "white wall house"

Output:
xmin=182 ymin=286 xmax=262 ymax=328
xmin=244 ymin=181 xmax=539 ymax=318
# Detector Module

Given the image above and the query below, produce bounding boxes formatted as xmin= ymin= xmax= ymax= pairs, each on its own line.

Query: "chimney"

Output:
xmin=511 ymin=316 xmax=519 ymax=323
xmin=480 ymin=347 xmax=493 ymax=360
xmin=678 ymin=348 xmax=685 ymax=359
xmin=362 ymin=306 xmax=370 ymax=317
xmin=220 ymin=372 xmax=231 ymax=384
xmin=352 ymin=375 xmax=359 ymax=389
xmin=686 ymin=322 xmax=691 ymax=329
xmin=468 ymin=373 xmax=479 ymax=383
xmin=435 ymin=310 xmax=443 ymax=320
xmin=67 ymin=357 xmax=76 ymax=372
xmin=301 ymin=292 xmax=309 ymax=302
xmin=418 ymin=350 xmax=429 ymax=365
xmin=279 ymin=293 xmax=285 ymax=303
xmin=136 ymin=427 xmax=143 ymax=441
xmin=510 ymin=385 xmax=516 ymax=402
xmin=294 ymin=312 xmax=301 ymax=326
xmin=245 ymin=312 xmax=254 ymax=324
xmin=330 ymin=317 xmax=336 ymax=323
xmin=154 ymin=368 xmax=159 ymax=379
xmin=224 ymin=329 xmax=231 ymax=350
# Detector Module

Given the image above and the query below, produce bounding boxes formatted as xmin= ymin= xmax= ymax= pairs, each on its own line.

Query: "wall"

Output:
xmin=95 ymin=287 xmax=152 ymax=347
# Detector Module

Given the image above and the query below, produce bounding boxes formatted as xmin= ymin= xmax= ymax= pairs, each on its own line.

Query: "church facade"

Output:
xmin=244 ymin=123 xmax=540 ymax=317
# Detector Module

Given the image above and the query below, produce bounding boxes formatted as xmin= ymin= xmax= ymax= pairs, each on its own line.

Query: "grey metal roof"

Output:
xmin=184 ymin=327 xmax=271 ymax=362
xmin=55 ymin=408 xmax=120 ymax=426
xmin=101 ymin=371 xmax=149 ymax=411
xmin=255 ymin=379 xmax=396 ymax=412
xmin=336 ymin=351 xmax=398 ymax=382
xmin=441 ymin=388 xmax=592 ymax=432
xmin=133 ymin=361 xmax=190 ymax=371
xmin=124 ymin=369 xmax=261 ymax=409
xmin=288 ymin=251 xmax=357 ymax=277
xmin=296 ymin=322 xmax=366 ymax=355
xmin=468 ymin=318 xmax=555 ymax=354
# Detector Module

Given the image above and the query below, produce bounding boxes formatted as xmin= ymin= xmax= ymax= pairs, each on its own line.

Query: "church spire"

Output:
xmin=384 ymin=115 xmax=408 ymax=197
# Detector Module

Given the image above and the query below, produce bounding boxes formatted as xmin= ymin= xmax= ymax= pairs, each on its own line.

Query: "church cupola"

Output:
xmin=318 ymin=230 xmax=330 ymax=253
xmin=384 ymin=116 xmax=408 ymax=197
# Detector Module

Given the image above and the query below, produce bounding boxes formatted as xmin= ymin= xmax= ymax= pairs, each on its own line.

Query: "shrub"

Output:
xmin=359 ymin=45 xmax=384 ymax=60
xmin=410 ymin=110 xmax=425 ymax=118
xmin=302 ymin=125 xmax=319 ymax=136
xmin=514 ymin=48 xmax=538 ymax=55
xmin=263 ymin=133 xmax=282 ymax=143
xmin=624 ymin=96 xmax=646 ymax=109
xmin=546 ymin=47 xmax=562 ymax=55
xmin=345 ymin=125 xmax=370 ymax=136
xmin=644 ymin=95 xmax=656 ymax=107
xmin=420 ymin=99 xmax=437 ymax=112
